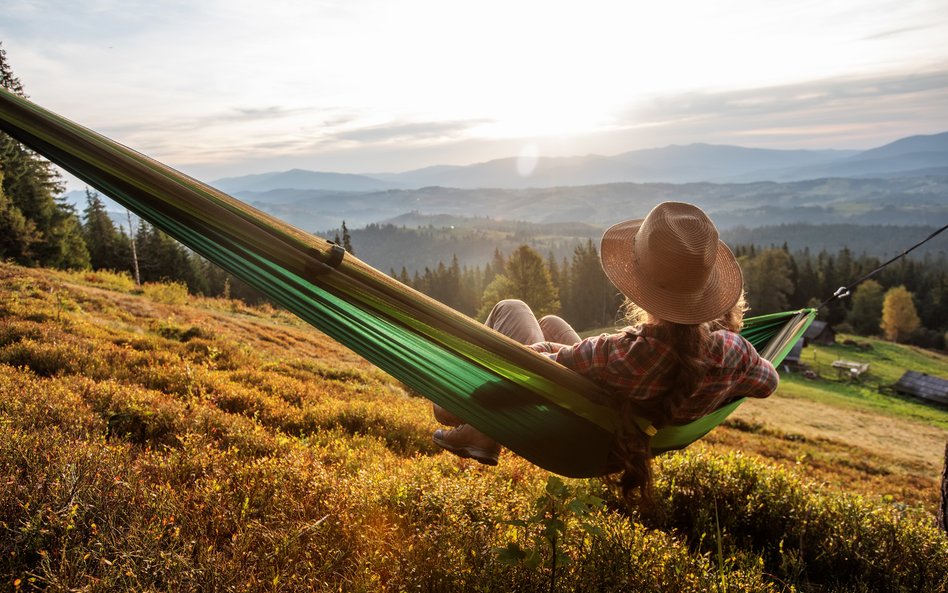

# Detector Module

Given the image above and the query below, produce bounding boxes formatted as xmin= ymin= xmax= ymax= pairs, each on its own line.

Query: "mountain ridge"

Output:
xmin=210 ymin=132 xmax=947 ymax=192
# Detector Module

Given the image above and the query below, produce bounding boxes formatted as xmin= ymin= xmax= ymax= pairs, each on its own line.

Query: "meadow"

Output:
xmin=1 ymin=261 xmax=947 ymax=592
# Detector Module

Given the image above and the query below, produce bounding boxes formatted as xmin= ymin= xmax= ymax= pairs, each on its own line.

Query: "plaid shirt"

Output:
xmin=531 ymin=325 xmax=778 ymax=422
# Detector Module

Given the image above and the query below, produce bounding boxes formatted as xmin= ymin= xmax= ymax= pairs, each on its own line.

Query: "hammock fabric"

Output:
xmin=0 ymin=88 xmax=817 ymax=478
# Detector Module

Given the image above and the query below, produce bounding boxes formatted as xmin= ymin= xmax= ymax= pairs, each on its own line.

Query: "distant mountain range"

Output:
xmin=60 ymin=130 xmax=948 ymax=272
xmin=212 ymin=170 xmax=394 ymax=194
xmin=211 ymin=131 xmax=948 ymax=193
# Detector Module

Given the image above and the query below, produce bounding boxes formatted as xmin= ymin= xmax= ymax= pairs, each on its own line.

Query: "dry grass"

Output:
xmin=1 ymin=261 xmax=946 ymax=592
xmin=707 ymin=392 xmax=948 ymax=509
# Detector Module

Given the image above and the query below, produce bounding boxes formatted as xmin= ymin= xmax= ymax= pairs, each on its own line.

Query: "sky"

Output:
xmin=2 ymin=0 xmax=948 ymax=186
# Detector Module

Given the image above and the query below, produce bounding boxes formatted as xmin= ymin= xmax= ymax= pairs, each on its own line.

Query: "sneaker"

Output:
xmin=432 ymin=403 xmax=464 ymax=426
xmin=432 ymin=424 xmax=500 ymax=466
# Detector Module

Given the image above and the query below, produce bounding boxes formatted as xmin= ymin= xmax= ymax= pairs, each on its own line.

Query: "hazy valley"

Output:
xmin=69 ymin=132 xmax=948 ymax=276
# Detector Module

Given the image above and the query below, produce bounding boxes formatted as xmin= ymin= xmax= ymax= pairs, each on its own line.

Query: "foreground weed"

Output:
xmin=496 ymin=475 xmax=605 ymax=590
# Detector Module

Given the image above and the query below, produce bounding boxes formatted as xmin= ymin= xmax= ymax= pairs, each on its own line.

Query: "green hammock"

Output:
xmin=0 ymin=88 xmax=816 ymax=478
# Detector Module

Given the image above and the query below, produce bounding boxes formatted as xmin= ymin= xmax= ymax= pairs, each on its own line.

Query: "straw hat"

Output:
xmin=600 ymin=201 xmax=742 ymax=324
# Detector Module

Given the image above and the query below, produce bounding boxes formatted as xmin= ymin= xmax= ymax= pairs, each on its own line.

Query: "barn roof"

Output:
xmin=894 ymin=371 xmax=948 ymax=405
xmin=804 ymin=320 xmax=831 ymax=339
xmin=784 ymin=339 xmax=803 ymax=362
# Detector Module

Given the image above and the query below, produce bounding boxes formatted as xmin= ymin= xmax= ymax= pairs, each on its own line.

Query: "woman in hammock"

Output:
xmin=431 ymin=201 xmax=778 ymax=507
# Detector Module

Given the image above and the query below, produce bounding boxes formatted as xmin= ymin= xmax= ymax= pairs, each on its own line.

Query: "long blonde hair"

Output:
xmin=610 ymin=293 xmax=747 ymax=512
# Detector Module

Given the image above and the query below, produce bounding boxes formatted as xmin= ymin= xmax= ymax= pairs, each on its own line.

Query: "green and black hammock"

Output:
xmin=0 ymin=88 xmax=816 ymax=478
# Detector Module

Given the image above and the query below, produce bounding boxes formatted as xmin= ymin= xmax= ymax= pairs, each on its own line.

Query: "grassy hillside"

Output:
xmin=1 ymin=262 xmax=947 ymax=592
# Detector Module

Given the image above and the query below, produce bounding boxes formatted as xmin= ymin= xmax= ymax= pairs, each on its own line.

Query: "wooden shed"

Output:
xmin=803 ymin=321 xmax=836 ymax=346
xmin=781 ymin=339 xmax=804 ymax=370
xmin=894 ymin=371 xmax=948 ymax=406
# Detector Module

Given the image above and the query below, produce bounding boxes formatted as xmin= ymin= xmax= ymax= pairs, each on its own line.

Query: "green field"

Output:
xmin=1 ymin=262 xmax=946 ymax=592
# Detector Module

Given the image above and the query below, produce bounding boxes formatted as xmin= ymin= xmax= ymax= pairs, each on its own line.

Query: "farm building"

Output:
xmin=782 ymin=339 xmax=804 ymax=369
xmin=894 ymin=371 xmax=948 ymax=406
xmin=803 ymin=321 xmax=836 ymax=346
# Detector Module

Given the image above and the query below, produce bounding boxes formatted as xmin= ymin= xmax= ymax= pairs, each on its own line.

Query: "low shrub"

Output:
xmin=655 ymin=449 xmax=948 ymax=592
xmin=142 ymin=281 xmax=190 ymax=305
xmin=0 ymin=336 xmax=105 ymax=378
xmin=56 ymin=268 xmax=139 ymax=293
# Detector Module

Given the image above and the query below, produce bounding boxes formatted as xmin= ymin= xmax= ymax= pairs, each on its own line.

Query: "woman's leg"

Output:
xmin=433 ymin=299 xmax=543 ymax=427
xmin=483 ymin=299 xmax=545 ymax=344
xmin=432 ymin=300 xmax=546 ymax=465
xmin=538 ymin=314 xmax=581 ymax=345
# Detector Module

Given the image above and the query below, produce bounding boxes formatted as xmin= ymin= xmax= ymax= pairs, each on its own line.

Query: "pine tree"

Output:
xmin=82 ymin=189 xmax=131 ymax=271
xmin=0 ymin=170 xmax=40 ymax=262
xmin=741 ymin=248 xmax=795 ymax=315
xmin=483 ymin=248 xmax=506 ymax=286
xmin=562 ymin=239 xmax=621 ymax=331
xmin=341 ymin=220 xmax=354 ymax=254
xmin=135 ymin=221 xmax=193 ymax=284
xmin=0 ymin=43 xmax=25 ymax=96
xmin=477 ymin=245 xmax=559 ymax=319
xmin=0 ymin=42 xmax=90 ymax=269
xmin=846 ymin=279 xmax=885 ymax=336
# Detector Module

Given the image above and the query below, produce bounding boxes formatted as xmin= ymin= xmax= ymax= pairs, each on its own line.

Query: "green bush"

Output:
xmin=655 ymin=449 xmax=948 ymax=592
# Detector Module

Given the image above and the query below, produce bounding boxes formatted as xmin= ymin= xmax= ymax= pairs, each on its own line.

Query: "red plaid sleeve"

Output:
xmin=530 ymin=328 xmax=779 ymax=419
xmin=718 ymin=332 xmax=779 ymax=399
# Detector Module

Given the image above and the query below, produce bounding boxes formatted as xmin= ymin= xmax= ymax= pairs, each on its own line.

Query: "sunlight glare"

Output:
xmin=516 ymin=143 xmax=540 ymax=177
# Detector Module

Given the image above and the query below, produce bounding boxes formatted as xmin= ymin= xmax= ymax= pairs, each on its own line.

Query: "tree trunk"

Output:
xmin=127 ymin=209 xmax=141 ymax=287
xmin=939 ymin=442 xmax=948 ymax=535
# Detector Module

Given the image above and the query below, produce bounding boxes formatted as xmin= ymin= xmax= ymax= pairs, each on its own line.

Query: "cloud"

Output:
xmin=618 ymin=69 xmax=948 ymax=147
xmin=632 ymin=70 xmax=948 ymax=119
xmin=98 ymin=105 xmax=315 ymax=136
xmin=861 ymin=24 xmax=933 ymax=41
xmin=333 ymin=119 xmax=488 ymax=144
xmin=220 ymin=106 xmax=311 ymax=123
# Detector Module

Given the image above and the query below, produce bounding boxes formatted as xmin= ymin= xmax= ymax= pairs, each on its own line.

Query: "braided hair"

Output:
xmin=609 ymin=294 xmax=747 ymax=512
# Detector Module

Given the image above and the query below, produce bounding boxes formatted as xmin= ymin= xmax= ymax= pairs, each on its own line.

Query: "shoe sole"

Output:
xmin=432 ymin=434 xmax=499 ymax=466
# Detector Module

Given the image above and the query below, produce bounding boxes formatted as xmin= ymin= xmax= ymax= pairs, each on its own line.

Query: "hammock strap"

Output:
xmin=819 ymin=223 xmax=948 ymax=309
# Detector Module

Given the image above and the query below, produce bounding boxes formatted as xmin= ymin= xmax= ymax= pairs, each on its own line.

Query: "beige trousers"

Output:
xmin=432 ymin=300 xmax=581 ymax=428
xmin=483 ymin=299 xmax=581 ymax=347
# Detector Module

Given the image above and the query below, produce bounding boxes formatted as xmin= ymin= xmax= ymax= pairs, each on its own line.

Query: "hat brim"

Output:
xmin=600 ymin=219 xmax=743 ymax=324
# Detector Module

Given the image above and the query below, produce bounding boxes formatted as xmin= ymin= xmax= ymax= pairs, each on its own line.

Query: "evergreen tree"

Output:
xmin=0 ymin=42 xmax=89 ymax=269
xmin=563 ymin=239 xmax=621 ymax=331
xmin=82 ymin=189 xmax=131 ymax=270
xmin=0 ymin=44 xmax=25 ymax=97
xmin=741 ymin=248 xmax=795 ymax=315
xmin=477 ymin=245 xmax=559 ymax=319
xmin=0 ymin=170 xmax=40 ymax=262
xmin=880 ymin=285 xmax=921 ymax=343
xmin=457 ymin=263 xmax=483 ymax=317
xmin=789 ymin=247 xmax=820 ymax=309
xmin=341 ymin=220 xmax=354 ymax=254
xmin=913 ymin=257 xmax=948 ymax=334
xmin=846 ymin=279 xmax=885 ymax=336
xmin=135 ymin=221 xmax=195 ymax=285
xmin=483 ymin=248 xmax=506 ymax=286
